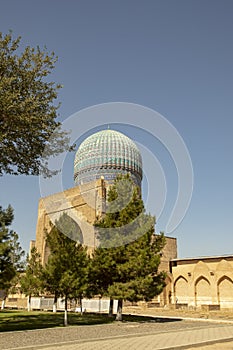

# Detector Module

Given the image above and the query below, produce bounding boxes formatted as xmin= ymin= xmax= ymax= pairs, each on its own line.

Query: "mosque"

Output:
xmin=30 ymin=129 xmax=233 ymax=310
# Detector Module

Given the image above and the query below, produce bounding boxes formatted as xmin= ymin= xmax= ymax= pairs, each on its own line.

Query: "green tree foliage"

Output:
xmin=5 ymin=231 xmax=25 ymax=299
xmin=0 ymin=31 xmax=74 ymax=177
xmin=94 ymin=175 xmax=166 ymax=320
xmin=0 ymin=205 xmax=25 ymax=294
xmin=43 ymin=214 xmax=89 ymax=325
xmin=108 ymin=231 xmax=166 ymax=320
xmin=20 ymin=247 xmax=43 ymax=311
xmin=9 ymin=231 xmax=25 ymax=271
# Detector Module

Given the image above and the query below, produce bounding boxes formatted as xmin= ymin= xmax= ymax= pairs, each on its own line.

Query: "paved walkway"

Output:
xmin=1 ymin=317 xmax=233 ymax=350
xmin=188 ymin=341 xmax=233 ymax=350
xmin=8 ymin=325 xmax=233 ymax=350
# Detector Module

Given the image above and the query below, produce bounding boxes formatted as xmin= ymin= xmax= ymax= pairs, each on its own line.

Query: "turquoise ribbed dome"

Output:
xmin=74 ymin=130 xmax=142 ymax=186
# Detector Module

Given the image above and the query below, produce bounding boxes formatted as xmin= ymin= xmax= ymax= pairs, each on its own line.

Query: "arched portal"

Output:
xmin=55 ymin=212 xmax=84 ymax=244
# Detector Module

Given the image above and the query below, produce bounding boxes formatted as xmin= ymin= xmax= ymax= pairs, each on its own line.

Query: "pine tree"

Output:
xmin=0 ymin=205 xmax=25 ymax=305
xmin=88 ymin=247 xmax=117 ymax=316
xmin=94 ymin=175 xmax=166 ymax=320
xmin=0 ymin=205 xmax=15 ymax=291
xmin=43 ymin=214 xmax=89 ymax=325
xmin=20 ymin=247 xmax=43 ymax=311
xmin=2 ymin=231 xmax=26 ymax=308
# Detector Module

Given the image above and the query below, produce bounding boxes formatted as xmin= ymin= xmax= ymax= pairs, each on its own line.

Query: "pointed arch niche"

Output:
xmin=218 ymin=276 xmax=233 ymax=308
xmin=174 ymin=276 xmax=188 ymax=304
xmin=195 ymin=276 xmax=211 ymax=306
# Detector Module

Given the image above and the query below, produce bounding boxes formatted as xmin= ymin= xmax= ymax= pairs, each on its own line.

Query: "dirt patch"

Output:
xmin=123 ymin=306 xmax=233 ymax=322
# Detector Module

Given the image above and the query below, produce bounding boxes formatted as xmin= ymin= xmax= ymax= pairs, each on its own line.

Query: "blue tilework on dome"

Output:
xmin=74 ymin=130 xmax=142 ymax=186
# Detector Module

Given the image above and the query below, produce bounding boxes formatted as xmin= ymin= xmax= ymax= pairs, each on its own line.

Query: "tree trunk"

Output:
xmin=53 ymin=294 xmax=57 ymax=313
xmin=27 ymin=295 xmax=31 ymax=311
xmin=115 ymin=299 xmax=123 ymax=321
xmin=108 ymin=298 xmax=114 ymax=317
xmin=64 ymin=297 xmax=68 ymax=326
xmin=79 ymin=297 xmax=83 ymax=315
xmin=1 ymin=297 xmax=6 ymax=310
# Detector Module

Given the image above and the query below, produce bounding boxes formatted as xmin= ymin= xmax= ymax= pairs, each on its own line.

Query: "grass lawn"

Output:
xmin=0 ymin=310 xmax=160 ymax=332
xmin=0 ymin=310 xmax=115 ymax=332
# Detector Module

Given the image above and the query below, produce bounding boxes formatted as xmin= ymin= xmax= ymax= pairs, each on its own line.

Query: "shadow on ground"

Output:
xmin=0 ymin=310 xmax=182 ymax=332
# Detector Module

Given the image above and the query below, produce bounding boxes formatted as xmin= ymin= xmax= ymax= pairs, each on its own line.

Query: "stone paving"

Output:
xmin=9 ymin=325 xmax=233 ymax=350
xmin=1 ymin=317 xmax=233 ymax=350
xmin=188 ymin=341 xmax=233 ymax=350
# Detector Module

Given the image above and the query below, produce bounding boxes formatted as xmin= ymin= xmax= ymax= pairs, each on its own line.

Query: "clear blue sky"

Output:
xmin=0 ymin=0 xmax=233 ymax=258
